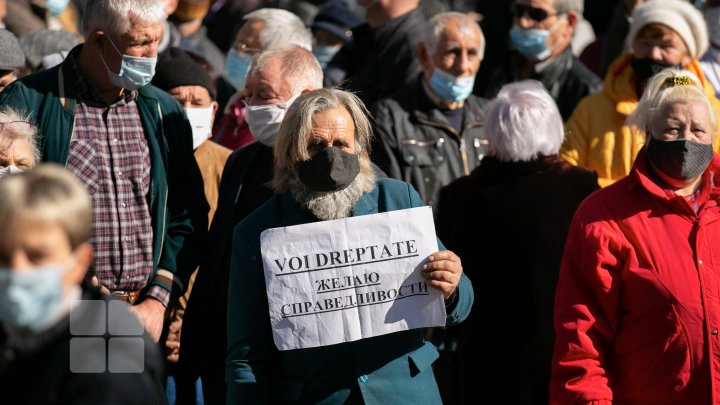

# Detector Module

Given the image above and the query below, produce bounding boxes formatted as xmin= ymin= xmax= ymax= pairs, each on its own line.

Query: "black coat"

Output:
xmin=325 ymin=7 xmax=426 ymax=108
xmin=436 ymin=155 xmax=599 ymax=405
xmin=179 ymin=141 xmax=275 ymax=403
xmin=477 ymin=47 xmax=603 ymax=120
xmin=0 ymin=286 xmax=165 ymax=405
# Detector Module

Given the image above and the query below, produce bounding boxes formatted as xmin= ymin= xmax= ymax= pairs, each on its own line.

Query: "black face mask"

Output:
xmin=297 ymin=147 xmax=361 ymax=192
xmin=646 ymin=137 xmax=714 ymax=181
xmin=631 ymin=58 xmax=681 ymax=88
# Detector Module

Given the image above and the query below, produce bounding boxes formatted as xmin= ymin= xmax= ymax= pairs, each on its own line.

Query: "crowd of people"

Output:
xmin=1 ymin=0 xmax=720 ymax=404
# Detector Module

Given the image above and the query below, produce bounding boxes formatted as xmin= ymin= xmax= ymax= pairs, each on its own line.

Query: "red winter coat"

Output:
xmin=551 ymin=149 xmax=720 ymax=404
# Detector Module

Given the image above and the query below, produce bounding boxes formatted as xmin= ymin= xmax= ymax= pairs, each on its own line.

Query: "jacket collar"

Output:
xmin=277 ymin=179 xmax=382 ymax=220
xmin=512 ymin=46 xmax=573 ymax=100
xmin=631 ymin=147 xmax=720 ymax=208
xmin=604 ymin=53 xmax=715 ymax=117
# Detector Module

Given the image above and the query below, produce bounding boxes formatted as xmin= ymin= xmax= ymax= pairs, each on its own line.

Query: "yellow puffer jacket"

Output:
xmin=561 ymin=53 xmax=720 ymax=187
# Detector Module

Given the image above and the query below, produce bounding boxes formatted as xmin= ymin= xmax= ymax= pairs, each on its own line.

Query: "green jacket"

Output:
xmin=0 ymin=50 xmax=208 ymax=299
xmin=226 ymin=178 xmax=473 ymax=404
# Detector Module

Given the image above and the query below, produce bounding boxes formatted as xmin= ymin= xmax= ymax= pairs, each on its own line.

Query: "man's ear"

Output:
xmin=417 ymin=41 xmax=430 ymax=69
xmin=566 ymin=11 xmax=579 ymax=30
xmin=68 ymin=242 xmax=93 ymax=286
xmin=210 ymin=100 xmax=219 ymax=121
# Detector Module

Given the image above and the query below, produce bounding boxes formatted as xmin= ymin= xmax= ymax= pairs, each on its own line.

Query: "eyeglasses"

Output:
xmin=511 ymin=4 xmax=559 ymax=23
xmin=0 ymin=121 xmax=33 ymax=133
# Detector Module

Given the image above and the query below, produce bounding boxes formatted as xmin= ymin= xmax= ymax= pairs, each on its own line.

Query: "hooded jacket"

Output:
xmin=561 ymin=53 xmax=720 ymax=187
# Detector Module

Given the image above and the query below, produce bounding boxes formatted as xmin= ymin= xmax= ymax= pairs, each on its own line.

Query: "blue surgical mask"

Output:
xmin=313 ymin=45 xmax=340 ymax=69
xmin=509 ymin=25 xmax=552 ymax=61
xmin=46 ymin=0 xmax=70 ymax=16
xmin=0 ymin=165 xmax=23 ymax=179
xmin=100 ymin=35 xmax=156 ymax=91
xmin=225 ymin=48 xmax=253 ymax=91
xmin=0 ymin=266 xmax=64 ymax=332
xmin=428 ymin=67 xmax=475 ymax=102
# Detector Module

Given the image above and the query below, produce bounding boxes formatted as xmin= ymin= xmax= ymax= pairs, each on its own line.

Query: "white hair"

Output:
xmin=250 ymin=46 xmax=323 ymax=95
xmin=554 ymin=0 xmax=583 ymax=14
xmin=424 ymin=11 xmax=485 ymax=58
xmin=484 ymin=80 xmax=564 ymax=162
xmin=82 ymin=0 xmax=166 ymax=38
xmin=243 ymin=8 xmax=312 ymax=51
xmin=0 ymin=107 xmax=39 ymax=166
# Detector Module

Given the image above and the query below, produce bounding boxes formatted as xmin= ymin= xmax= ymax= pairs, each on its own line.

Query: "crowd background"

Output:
xmin=1 ymin=0 xmax=720 ymax=404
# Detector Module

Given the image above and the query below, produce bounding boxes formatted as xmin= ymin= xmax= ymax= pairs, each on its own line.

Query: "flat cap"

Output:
xmin=0 ymin=29 xmax=26 ymax=71
xmin=152 ymin=47 xmax=216 ymax=99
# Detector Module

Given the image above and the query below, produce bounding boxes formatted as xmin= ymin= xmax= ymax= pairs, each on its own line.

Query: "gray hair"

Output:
xmin=627 ymin=68 xmax=717 ymax=135
xmin=484 ymin=80 xmax=564 ymax=162
xmin=250 ymin=46 xmax=323 ymax=95
xmin=424 ymin=11 xmax=485 ymax=58
xmin=554 ymin=0 xmax=583 ymax=14
xmin=243 ymin=8 xmax=312 ymax=51
xmin=271 ymin=88 xmax=374 ymax=193
xmin=0 ymin=164 xmax=92 ymax=249
xmin=82 ymin=0 xmax=166 ymax=38
xmin=0 ymin=107 xmax=39 ymax=166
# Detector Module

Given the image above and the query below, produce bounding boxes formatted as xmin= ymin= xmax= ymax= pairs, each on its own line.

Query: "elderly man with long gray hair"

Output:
xmin=0 ymin=0 xmax=208 ymax=343
xmin=436 ymin=80 xmax=598 ymax=404
xmin=225 ymin=87 xmax=473 ymax=404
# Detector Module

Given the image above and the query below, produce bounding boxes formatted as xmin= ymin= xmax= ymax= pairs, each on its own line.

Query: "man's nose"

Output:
xmin=454 ymin=52 xmax=472 ymax=77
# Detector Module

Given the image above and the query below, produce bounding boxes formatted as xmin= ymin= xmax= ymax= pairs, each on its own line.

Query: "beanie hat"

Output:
xmin=19 ymin=29 xmax=81 ymax=71
xmin=0 ymin=29 xmax=26 ymax=71
xmin=312 ymin=0 xmax=363 ymax=44
xmin=152 ymin=47 xmax=216 ymax=99
xmin=627 ymin=0 xmax=708 ymax=59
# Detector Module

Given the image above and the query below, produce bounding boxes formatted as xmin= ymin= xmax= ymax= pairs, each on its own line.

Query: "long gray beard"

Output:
xmin=290 ymin=171 xmax=376 ymax=221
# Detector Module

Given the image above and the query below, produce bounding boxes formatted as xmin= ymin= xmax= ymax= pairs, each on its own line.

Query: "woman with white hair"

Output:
xmin=436 ymin=80 xmax=598 ymax=404
xmin=0 ymin=106 xmax=38 ymax=178
xmin=551 ymin=68 xmax=720 ymax=403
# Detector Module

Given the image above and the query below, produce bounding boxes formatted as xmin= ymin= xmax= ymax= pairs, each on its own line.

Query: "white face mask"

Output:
xmin=0 ymin=165 xmax=24 ymax=179
xmin=184 ymin=104 xmax=216 ymax=150
xmin=245 ymin=94 xmax=300 ymax=147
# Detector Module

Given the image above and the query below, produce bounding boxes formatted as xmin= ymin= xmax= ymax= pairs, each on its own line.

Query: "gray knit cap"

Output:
xmin=0 ymin=29 xmax=26 ymax=71
xmin=19 ymin=29 xmax=81 ymax=70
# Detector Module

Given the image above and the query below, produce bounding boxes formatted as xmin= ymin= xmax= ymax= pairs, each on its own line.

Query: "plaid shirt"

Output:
xmin=65 ymin=57 xmax=168 ymax=305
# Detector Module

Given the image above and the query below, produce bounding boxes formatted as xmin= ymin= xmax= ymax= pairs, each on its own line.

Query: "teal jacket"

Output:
xmin=0 ymin=50 xmax=208 ymax=298
xmin=226 ymin=178 xmax=473 ymax=404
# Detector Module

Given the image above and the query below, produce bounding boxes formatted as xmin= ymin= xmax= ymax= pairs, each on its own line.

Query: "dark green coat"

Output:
xmin=226 ymin=178 xmax=473 ymax=404
xmin=0 ymin=49 xmax=208 ymax=296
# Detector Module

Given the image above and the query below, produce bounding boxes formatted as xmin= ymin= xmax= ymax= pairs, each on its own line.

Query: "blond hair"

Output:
xmin=0 ymin=164 xmax=92 ymax=249
xmin=271 ymin=88 xmax=374 ymax=193
xmin=628 ymin=68 xmax=717 ymax=135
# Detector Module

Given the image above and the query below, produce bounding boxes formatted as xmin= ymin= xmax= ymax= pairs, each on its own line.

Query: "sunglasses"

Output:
xmin=511 ymin=4 xmax=559 ymax=23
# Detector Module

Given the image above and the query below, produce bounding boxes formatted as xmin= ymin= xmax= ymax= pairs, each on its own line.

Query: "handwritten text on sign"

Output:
xmin=260 ymin=206 xmax=445 ymax=351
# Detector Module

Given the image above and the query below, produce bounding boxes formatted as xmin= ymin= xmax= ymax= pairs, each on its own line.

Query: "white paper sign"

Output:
xmin=260 ymin=206 xmax=446 ymax=351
